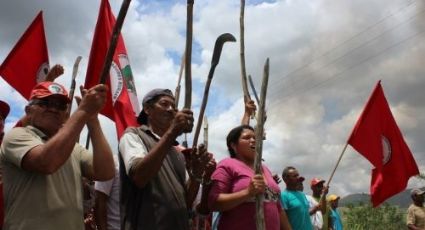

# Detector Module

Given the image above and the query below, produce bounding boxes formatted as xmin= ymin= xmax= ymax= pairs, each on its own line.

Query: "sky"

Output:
xmin=1 ymin=0 xmax=424 ymax=198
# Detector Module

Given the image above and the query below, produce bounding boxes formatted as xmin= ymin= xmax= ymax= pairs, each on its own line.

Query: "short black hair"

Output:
xmin=226 ymin=125 xmax=254 ymax=158
xmin=282 ymin=166 xmax=296 ymax=180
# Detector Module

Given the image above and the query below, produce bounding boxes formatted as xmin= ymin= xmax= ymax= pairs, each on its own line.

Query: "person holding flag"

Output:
xmin=0 ymin=81 xmax=115 ymax=230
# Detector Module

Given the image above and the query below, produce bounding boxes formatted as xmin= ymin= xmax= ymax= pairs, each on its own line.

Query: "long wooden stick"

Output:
xmin=175 ymin=51 xmax=186 ymax=108
xmin=184 ymin=0 xmax=194 ymax=109
xmin=318 ymin=142 xmax=349 ymax=204
xmin=239 ymin=0 xmax=250 ymax=102
xmin=254 ymin=58 xmax=269 ymax=230
xmin=203 ymin=116 xmax=208 ymax=149
xmin=99 ymin=0 xmax=132 ymax=84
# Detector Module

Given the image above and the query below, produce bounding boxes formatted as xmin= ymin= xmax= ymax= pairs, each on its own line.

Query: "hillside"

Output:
xmin=339 ymin=187 xmax=425 ymax=209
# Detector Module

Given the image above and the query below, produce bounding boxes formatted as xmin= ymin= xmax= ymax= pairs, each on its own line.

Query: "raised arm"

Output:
xmin=22 ymin=84 xmax=108 ymax=174
xmin=241 ymin=99 xmax=256 ymax=125
xmin=126 ymin=109 xmax=193 ymax=188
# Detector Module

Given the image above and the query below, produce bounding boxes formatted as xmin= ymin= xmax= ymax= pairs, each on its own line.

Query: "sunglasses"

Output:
xmin=30 ymin=99 xmax=69 ymax=111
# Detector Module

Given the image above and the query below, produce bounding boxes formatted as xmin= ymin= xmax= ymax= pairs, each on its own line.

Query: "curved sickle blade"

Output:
xmin=191 ymin=33 xmax=236 ymax=148
xmin=211 ymin=33 xmax=236 ymax=70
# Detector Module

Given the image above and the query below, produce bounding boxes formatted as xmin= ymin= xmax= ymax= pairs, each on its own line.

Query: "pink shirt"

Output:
xmin=208 ymin=158 xmax=281 ymax=230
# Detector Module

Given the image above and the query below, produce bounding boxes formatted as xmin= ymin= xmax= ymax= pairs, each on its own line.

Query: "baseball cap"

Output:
xmin=327 ymin=194 xmax=340 ymax=202
xmin=0 ymin=100 xmax=10 ymax=119
xmin=29 ymin=82 xmax=70 ymax=102
xmin=411 ymin=188 xmax=425 ymax=196
xmin=137 ymin=89 xmax=174 ymax=125
xmin=311 ymin=178 xmax=325 ymax=186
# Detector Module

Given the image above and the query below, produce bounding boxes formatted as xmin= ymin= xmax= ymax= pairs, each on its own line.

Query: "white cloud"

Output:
xmin=1 ymin=0 xmax=424 ymax=199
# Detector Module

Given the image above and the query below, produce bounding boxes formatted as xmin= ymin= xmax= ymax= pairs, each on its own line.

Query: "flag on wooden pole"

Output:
xmin=348 ymin=81 xmax=419 ymax=207
xmin=85 ymin=0 xmax=140 ymax=138
xmin=0 ymin=11 xmax=49 ymax=99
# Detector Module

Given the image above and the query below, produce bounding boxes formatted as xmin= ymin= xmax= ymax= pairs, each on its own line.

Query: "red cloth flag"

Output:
xmin=85 ymin=0 xmax=140 ymax=138
xmin=348 ymin=81 xmax=419 ymax=207
xmin=0 ymin=11 xmax=50 ymax=99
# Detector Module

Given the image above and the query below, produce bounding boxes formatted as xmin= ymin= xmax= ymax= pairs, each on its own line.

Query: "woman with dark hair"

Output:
xmin=208 ymin=125 xmax=291 ymax=230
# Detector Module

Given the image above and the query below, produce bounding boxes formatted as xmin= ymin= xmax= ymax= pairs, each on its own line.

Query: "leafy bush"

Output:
xmin=342 ymin=202 xmax=405 ymax=230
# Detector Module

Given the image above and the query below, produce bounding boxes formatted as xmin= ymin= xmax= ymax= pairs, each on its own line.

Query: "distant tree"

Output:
xmin=343 ymin=203 xmax=405 ymax=230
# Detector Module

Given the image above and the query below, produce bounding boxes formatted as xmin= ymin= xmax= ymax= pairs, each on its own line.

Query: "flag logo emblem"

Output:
xmin=36 ymin=62 xmax=50 ymax=83
xmin=109 ymin=60 xmax=124 ymax=105
xmin=48 ymin=83 xmax=65 ymax=94
xmin=381 ymin=135 xmax=392 ymax=165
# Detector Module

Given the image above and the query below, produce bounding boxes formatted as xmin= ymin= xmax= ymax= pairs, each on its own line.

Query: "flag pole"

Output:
xmin=98 ymin=0 xmax=132 ymax=84
xmin=325 ymin=142 xmax=349 ymax=187
xmin=85 ymin=0 xmax=132 ymax=148
xmin=318 ymin=142 xmax=349 ymax=204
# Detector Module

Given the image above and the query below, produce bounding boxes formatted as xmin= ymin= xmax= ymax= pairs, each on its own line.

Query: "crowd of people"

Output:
xmin=0 ymin=65 xmax=424 ymax=230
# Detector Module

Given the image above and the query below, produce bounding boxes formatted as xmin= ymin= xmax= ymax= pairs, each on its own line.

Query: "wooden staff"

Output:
xmin=240 ymin=0 xmax=251 ymax=102
xmin=184 ymin=0 xmax=194 ymax=109
xmin=85 ymin=0 xmax=132 ymax=149
xmin=253 ymin=58 xmax=269 ymax=230
xmin=174 ymin=51 xmax=188 ymax=147
xmin=203 ymin=116 xmax=208 ymax=149
xmin=175 ymin=51 xmax=185 ymax=108
xmin=98 ymin=0 xmax=132 ymax=84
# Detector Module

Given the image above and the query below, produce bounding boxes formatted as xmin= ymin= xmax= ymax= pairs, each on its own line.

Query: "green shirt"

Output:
xmin=281 ymin=190 xmax=313 ymax=230
xmin=0 ymin=126 xmax=93 ymax=230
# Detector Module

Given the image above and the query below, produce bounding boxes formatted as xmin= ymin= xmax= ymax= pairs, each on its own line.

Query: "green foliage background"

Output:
xmin=342 ymin=203 xmax=405 ymax=230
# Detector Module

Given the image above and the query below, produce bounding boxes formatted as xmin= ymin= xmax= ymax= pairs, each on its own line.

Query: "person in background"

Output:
xmin=95 ymin=156 xmax=120 ymax=230
xmin=0 ymin=81 xmax=115 ymax=230
xmin=0 ymin=100 xmax=10 ymax=143
xmin=327 ymin=194 xmax=343 ymax=230
xmin=407 ymin=188 xmax=425 ymax=230
xmin=0 ymin=99 xmax=10 ymax=230
xmin=208 ymin=125 xmax=291 ymax=230
xmin=308 ymin=178 xmax=328 ymax=230
xmin=281 ymin=166 xmax=313 ymax=230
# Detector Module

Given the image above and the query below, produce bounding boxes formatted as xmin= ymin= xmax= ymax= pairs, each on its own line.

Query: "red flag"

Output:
xmin=85 ymin=0 xmax=140 ymax=138
xmin=348 ymin=81 xmax=419 ymax=207
xmin=0 ymin=11 xmax=50 ymax=99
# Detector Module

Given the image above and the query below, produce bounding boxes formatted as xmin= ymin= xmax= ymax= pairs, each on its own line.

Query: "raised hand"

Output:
xmin=45 ymin=64 xmax=64 ymax=82
xmin=170 ymin=109 xmax=193 ymax=136
xmin=75 ymin=84 xmax=108 ymax=119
